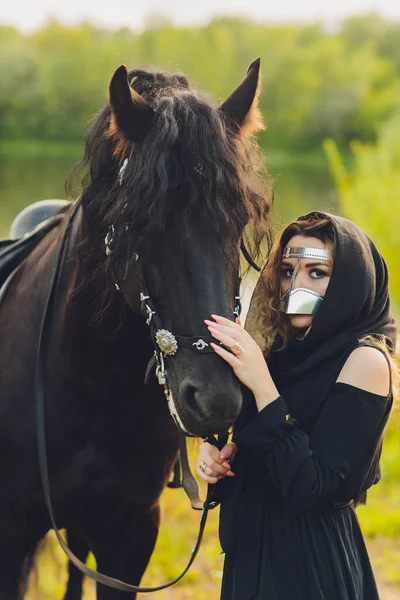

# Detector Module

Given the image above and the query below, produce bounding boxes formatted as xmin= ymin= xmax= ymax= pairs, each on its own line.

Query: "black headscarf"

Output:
xmin=247 ymin=211 xmax=397 ymax=433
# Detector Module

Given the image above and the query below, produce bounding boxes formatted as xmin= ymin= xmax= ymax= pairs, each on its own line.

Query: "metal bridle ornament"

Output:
xmin=155 ymin=329 xmax=178 ymax=356
xmin=192 ymin=339 xmax=209 ymax=351
xmin=140 ymin=292 xmax=155 ymax=325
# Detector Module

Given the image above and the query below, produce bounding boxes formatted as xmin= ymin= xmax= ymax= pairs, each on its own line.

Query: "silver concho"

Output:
xmin=155 ymin=329 xmax=178 ymax=356
xmin=192 ymin=339 xmax=209 ymax=351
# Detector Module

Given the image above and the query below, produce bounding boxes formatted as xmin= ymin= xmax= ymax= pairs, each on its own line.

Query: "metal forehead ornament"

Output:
xmin=155 ymin=329 xmax=178 ymax=356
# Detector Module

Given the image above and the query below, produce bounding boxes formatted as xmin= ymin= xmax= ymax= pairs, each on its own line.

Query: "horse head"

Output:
xmin=75 ymin=60 xmax=273 ymax=437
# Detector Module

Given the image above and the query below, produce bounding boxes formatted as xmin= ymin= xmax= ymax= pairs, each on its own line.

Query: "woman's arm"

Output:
xmin=205 ymin=315 xmax=280 ymax=411
xmin=235 ymin=348 xmax=391 ymax=513
xmin=205 ymin=316 xmax=392 ymax=513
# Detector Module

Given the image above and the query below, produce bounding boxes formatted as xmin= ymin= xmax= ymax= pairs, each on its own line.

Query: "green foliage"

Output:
xmin=324 ymin=114 xmax=400 ymax=310
xmin=326 ymin=124 xmax=400 ymax=583
xmin=2 ymin=15 xmax=400 ymax=149
xmin=357 ymin=412 xmax=400 ymax=536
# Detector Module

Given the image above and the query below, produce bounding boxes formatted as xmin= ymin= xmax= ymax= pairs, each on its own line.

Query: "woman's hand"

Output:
xmin=205 ymin=315 xmax=280 ymax=411
xmin=196 ymin=441 xmax=237 ymax=484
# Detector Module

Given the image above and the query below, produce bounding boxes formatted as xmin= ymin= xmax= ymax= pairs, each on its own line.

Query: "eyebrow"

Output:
xmin=281 ymin=261 xmax=329 ymax=268
xmin=305 ymin=262 xmax=329 ymax=268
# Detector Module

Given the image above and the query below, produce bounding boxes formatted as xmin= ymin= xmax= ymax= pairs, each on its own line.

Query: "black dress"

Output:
xmin=218 ymin=383 xmax=392 ymax=600
xmin=216 ymin=212 xmax=397 ymax=600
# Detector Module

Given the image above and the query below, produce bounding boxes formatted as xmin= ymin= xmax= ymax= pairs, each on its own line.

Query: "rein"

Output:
xmin=35 ymin=196 xmax=261 ymax=593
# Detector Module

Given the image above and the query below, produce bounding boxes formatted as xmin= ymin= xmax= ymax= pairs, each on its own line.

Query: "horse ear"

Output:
xmin=108 ymin=65 xmax=155 ymax=145
xmin=219 ymin=58 xmax=265 ymax=137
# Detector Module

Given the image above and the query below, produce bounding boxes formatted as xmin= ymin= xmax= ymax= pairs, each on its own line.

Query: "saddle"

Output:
xmin=0 ymin=200 xmax=72 ymax=303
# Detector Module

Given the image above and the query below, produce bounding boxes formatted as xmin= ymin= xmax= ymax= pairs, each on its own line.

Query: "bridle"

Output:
xmin=35 ymin=158 xmax=262 ymax=592
xmin=103 ymin=155 xmax=261 ymax=437
xmin=104 ymin=220 xmax=246 ymax=436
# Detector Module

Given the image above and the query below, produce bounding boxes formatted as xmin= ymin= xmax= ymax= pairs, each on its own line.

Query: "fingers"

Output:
xmin=197 ymin=442 xmax=236 ymax=482
xmin=220 ymin=442 xmax=237 ymax=476
xmin=211 ymin=314 xmax=244 ymax=332
xmin=200 ymin=457 xmax=229 ymax=477
xmin=205 ymin=319 xmax=242 ymax=338
xmin=197 ymin=464 xmax=235 ymax=483
xmin=207 ymin=326 xmax=237 ymax=349
xmin=235 ymin=317 xmax=243 ymax=327
xmin=197 ymin=472 xmax=220 ymax=484
xmin=205 ymin=319 xmax=249 ymax=350
xmin=199 ymin=443 xmax=228 ymax=474
xmin=211 ymin=314 xmax=239 ymax=327
xmin=211 ymin=343 xmax=240 ymax=367
xmin=220 ymin=442 xmax=237 ymax=460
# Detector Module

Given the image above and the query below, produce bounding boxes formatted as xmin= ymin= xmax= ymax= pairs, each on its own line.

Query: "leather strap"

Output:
xmin=179 ymin=434 xmax=204 ymax=510
xmin=240 ymin=238 xmax=261 ymax=272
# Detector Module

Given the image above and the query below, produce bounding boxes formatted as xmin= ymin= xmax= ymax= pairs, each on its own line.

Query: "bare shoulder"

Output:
xmin=337 ymin=346 xmax=391 ymax=397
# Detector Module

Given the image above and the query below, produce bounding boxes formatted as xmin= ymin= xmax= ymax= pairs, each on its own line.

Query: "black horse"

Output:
xmin=0 ymin=60 xmax=273 ymax=599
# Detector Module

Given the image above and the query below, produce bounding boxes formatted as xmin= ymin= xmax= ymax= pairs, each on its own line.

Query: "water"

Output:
xmin=0 ymin=144 xmax=339 ymax=318
xmin=0 ymin=145 xmax=338 ymax=238
xmin=0 ymin=151 xmax=78 ymax=237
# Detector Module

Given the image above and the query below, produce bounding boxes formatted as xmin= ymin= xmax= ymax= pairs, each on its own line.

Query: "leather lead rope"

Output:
xmin=178 ymin=433 xmax=204 ymax=510
xmin=35 ymin=201 xmax=215 ymax=593
xmin=240 ymin=238 xmax=262 ymax=272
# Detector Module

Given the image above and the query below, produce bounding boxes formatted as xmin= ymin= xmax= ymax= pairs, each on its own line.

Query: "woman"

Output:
xmin=197 ymin=211 xmax=397 ymax=600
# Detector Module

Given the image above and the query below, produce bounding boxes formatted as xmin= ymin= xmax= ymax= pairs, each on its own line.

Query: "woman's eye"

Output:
xmin=282 ymin=269 xmax=294 ymax=278
xmin=310 ymin=269 xmax=326 ymax=279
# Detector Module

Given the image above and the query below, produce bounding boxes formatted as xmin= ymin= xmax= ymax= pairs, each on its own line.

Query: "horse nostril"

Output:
xmin=181 ymin=384 xmax=205 ymax=422
xmin=179 ymin=381 xmax=239 ymax=425
xmin=175 ymin=379 xmax=242 ymax=436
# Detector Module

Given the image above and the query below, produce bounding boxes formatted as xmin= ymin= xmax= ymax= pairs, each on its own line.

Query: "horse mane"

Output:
xmin=66 ymin=68 xmax=274 ymax=318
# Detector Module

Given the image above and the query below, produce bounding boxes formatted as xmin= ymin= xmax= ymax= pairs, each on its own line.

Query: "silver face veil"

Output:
xmin=280 ymin=247 xmax=331 ymax=315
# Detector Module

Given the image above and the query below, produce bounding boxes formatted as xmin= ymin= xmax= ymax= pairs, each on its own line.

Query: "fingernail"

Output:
xmin=223 ymin=462 xmax=231 ymax=469
xmin=227 ymin=471 xmax=235 ymax=477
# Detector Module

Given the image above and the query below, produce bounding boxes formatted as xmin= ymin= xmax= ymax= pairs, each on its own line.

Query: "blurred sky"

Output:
xmin=2 ymin=0 xmax=400 ymax=31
